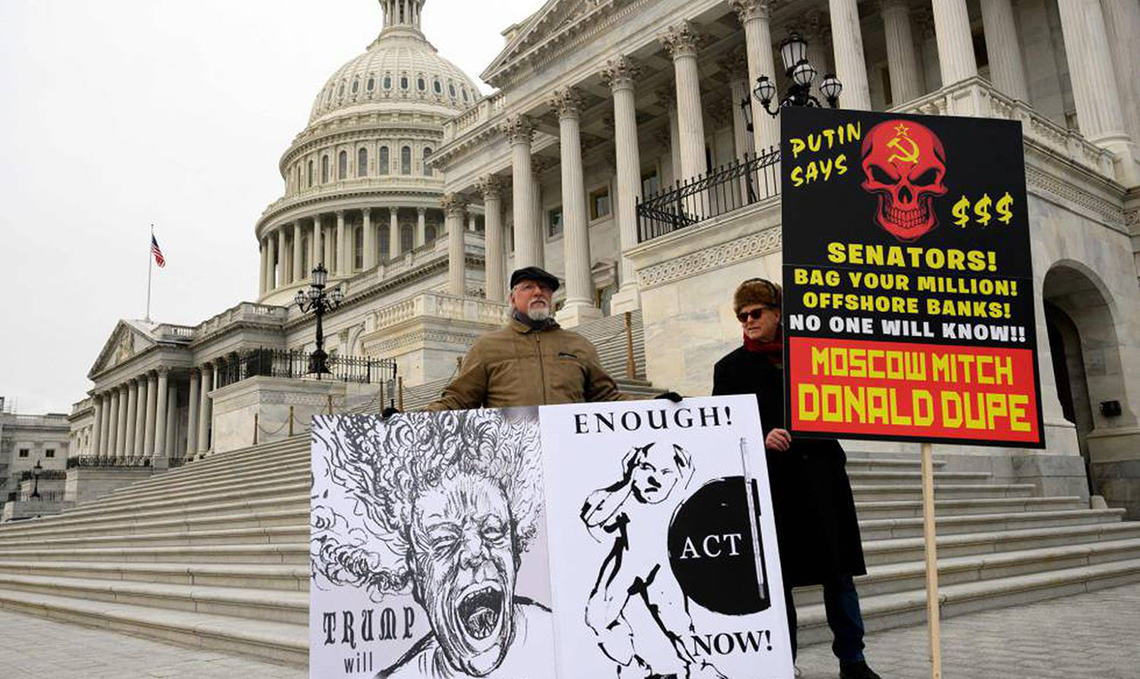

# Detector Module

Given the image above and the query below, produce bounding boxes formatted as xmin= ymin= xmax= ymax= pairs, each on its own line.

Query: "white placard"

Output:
xmin=539 ymin=395 xmax=793 ymax=679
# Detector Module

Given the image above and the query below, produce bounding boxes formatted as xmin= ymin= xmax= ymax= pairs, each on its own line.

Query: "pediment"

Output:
xmin=88 ymin=320 xmax=157 ymax=378
xmin=481 ymin=0 xmax=621 ymax=86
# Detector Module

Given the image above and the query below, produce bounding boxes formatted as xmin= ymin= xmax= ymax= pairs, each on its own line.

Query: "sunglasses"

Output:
xmin=736 ymin=307 xmax=773 ymax=322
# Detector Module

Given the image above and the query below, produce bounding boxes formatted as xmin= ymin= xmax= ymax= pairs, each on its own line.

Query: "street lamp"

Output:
xmin=753 ymin=32 xmax=843 ymax=116
xmin=31 ymin=459 xmax=41 ymax=500
xmin=294 ymin=263 xmax=345 ymax=378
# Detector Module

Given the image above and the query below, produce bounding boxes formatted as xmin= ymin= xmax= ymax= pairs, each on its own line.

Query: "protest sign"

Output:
xmin=309 ymin=396 xmax=791 ymax=679
xmin=781 ymin=106 xmax=1043 ymax=447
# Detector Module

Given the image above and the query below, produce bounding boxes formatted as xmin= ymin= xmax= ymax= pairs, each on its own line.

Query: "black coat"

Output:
xmin=713 ymin=346 xmax=866 ymax=587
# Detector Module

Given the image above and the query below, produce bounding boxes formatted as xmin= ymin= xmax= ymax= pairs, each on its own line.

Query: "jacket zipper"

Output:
xmin=534 ymin=333 xmax=548 ymax=404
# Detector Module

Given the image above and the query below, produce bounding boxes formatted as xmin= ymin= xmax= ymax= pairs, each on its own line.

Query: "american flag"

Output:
xmin=151 ymin=234 xmax=166 ymax=268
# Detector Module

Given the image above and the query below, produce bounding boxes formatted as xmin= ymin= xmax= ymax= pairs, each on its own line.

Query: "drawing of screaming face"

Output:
xmin=409 ymin=473 xmax=517 ymax=676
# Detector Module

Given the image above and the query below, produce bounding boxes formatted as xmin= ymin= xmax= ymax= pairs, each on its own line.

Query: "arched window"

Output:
xmin=367 ymin=77 xmax=375 ymax=91
xmin=448 ymin=83 xmax=456 ymax=98
xmin=357 ymin=148 xmax=368 ymax=177
xmin=301 ymin=235 xmax=309 ymax=271
xmin=461 ymin=87 xmax=468 ymax=102
xmin=422 ymin=147 xmax=433 ymax=176
xmin=383 ymin=75 xmax=392 ymax=90
xmin=400 ymin=146 xmax=412 ymax=175
xmin=401 ymin=224 xmax=414 ymax=252
xmin=321 ymin=155 xmax=329 ymax=183
xmin=351 ymin=79 xmax=359 ymax=94
xmin=379 ymin=146 xmax=390 ymax=175
xmin=433 ymin=79 xmax=442 ymax=94
xmin=338 ymin=150 xmax=348 ymax=179
xmin=307 ymin=160 xmax=313 ymax=187
xmin=337 ymin=82 xmax=345 ymax=98
xmin=400 ymin=76 xmax=409 ymax=90
xmin=417 ymin=77 xmax=426 ymax=91
xmin=425 ymin=223 xmax=437 ymax=242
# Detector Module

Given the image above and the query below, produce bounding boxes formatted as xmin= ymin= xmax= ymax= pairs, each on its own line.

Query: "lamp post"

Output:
xmin=31 ymin=459 xmax=41 ymax=500
xmin=753 ymin=32 xmax=843 ymax=116
xmin=294 ymin=263 xmax=345 ymax=378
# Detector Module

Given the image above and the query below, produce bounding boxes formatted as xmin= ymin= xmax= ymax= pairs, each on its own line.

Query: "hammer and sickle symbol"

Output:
xmin=886 ymin=136 xmax=920 ymax=165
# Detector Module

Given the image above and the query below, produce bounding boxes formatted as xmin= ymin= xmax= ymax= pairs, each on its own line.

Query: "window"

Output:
xmin=417 ymin=77 xmax=426 ymax=91
xmin=45 ymin=449 xmax=55 ymax=458
xmin=301 ymin=235 xmax=309 ymax=272
xmin=307 ymin=160 xmax=314 ymax=187
xmin=18 ymin=448 xmax=28 ymax=458
xmin=641 ymin=171 xmax=660 ymax=198
xmin=422 ymin=147 xmax=433 ymax=176
xmin=338 ymin=82 xmax=345 ymax=98
xmin=338 ymin=150 xmax=348 ymax=179
xmin=400 ymin=76 xmax=409 ymax=90
xmin=401 ymin=224 xmax=414 ymax=252
xmin=448 ymin=83 xmax=456 ymax=98
xmin=354 ymin=225 xmax=363 ymax=269
xmin=433 ymin=79 xmax=442 ymax=94
xmin=461 ymin=87 xmax=469 ymax=102
xmin=548 ymin=207 xmax=563 ymax=238
xmin=401 ymin=146 xmax=412 ymax=175
xmin=379 ymin=146 xmax=390 ymax=174
xmin=357 ymin=148 xmax=368 ymax=177
xmin=321 ymin=155 xmax=329 ymax=183
xmin=383 ymin=75 xmax=392 ymax=90
xmin=367 ymin=77 xmax=375 ymax=91
xmin=425 ymin=223 xmax=437 ymax=242
xmin=590 ymin=187 xmax=612 ymax=220
xmin=351 ymin=79 xmax=359 ymax=94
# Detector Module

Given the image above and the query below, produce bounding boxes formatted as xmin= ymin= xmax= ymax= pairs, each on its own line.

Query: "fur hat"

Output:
xmin=733 ymin=278 xmax=782 ymax=313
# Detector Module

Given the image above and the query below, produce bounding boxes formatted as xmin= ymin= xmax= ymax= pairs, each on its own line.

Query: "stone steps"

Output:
xmin=855 ymin=496 xmax=1084 ymax=520
xmin=850 ymin=483 xmax=1037 ymax=501
xmin=0 ymin=559 xmax=306 ymax=590
xmin=0 ymin=588 xmax=307 ymax=665
xmin=858 ymin=507 xmax=1127 ymax=540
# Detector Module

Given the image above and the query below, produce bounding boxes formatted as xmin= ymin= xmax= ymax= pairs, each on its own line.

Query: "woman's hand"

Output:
xmin=766 ymin=428 xmax=792 ymax=452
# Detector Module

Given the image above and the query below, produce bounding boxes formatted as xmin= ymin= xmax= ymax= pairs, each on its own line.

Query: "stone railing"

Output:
xmin=152 ymin=323 xmax=195 ymax=342
xmin=260 ymin=175 xmax=447 ymax=222
xmin=370 ymin=291 xmax=509 ymax=332
xmin=195 ymin=302 xmax=287 ymax=339
xmin=70 ymin=398 xmax=92 ymax=417
xmin=441 ymin=92 xmax=507 ymax=142
xmin=896 ymin=77 xmax=1117 ymax=180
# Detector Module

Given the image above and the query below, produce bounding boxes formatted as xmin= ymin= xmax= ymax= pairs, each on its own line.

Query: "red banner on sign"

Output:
xmin=787 ymin=337 xmax=1040 ymax=444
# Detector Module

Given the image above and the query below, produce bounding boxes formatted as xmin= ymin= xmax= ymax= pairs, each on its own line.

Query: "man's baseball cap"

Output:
xmin=509 ymin=266 xmax=560 ymax=291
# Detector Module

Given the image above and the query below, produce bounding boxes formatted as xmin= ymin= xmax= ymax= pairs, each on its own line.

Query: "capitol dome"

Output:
xmin=254 ymin=0 xmax=487 ymax=307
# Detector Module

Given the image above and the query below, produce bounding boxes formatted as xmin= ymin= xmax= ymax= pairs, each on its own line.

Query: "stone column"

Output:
xmin=124 ymin=379 xmax=138 ymax=460
xmin=101 ymin=392 xmax=113 ymax=456
xmin=730 ymin=1 xmax=779 ymax=151
xmin=551 ymin=87 xmax=600 ymax=327
xmin=310 ymin=215 xmax=321 ymax=271
xmin=530 ymin=158 xmax=545 ymax=265
xmin=1102 ymin=0 xmax=1140 ymax=147
xmin=829 ymin=0 xmax=872 ymax=109
xmin=134 ymin=376 xmax=147 ymax=458
xmin=332 ymin=211 xmax=344 ymax=275
xmin=197 ymin=364 xmax=213 ymax=454
xmin=324 ymin=223 xmax=335 ymax=271
xmin=276 ymin=227 xmax=288 ymax=286
xmin=186 ymin=370 xmax=199 ymax=456
xmin=504 ymin=115 xmax=542 ymax=269
xmin=258 ymin=240 xmax=267 ymax=296
xmin=107 ymin=387 xmax=121 ymax=457
xmin=291 ymin=222 xmax=303 ymax=281
xmin=91 ymin=394 xmax=104 ymax=457
xmin=881 ymin=0 xmax=923 ymax=105
xmin=144 ymin=371 xmax=158 ymax=456
xmin=480 ymin=176 xmax=505 ymax=301
xmin=442 ymin=194 xmax=467 ymax=296
xmin=1057 ymin=0 xmax=1134 ymax=163
xmin=163 ymin=379 xmax=177 ymax=460
xmin=932 ymin=0 xmax=977 ymax=87
xmin=719 ymin=51 xmax=753 ymax=159
xmin=661 ymin=21 xmax=707 ymax=181
xmin=978 ymin=0 xmax=1028 ymax=101
xmin=603 ymin=56 xmax=645 ymax=314
xmin=153 ymin=368 xmax=168 ymax=463
xmin=389 ymin=207 xmax=401 ymax=259
xmin=266 ymin=236 xmax=278 ymax=291
xmin=363 ymin=209 xmax=376 ymax=269
xmin=416 ymin=208 xmax=427 ymax=248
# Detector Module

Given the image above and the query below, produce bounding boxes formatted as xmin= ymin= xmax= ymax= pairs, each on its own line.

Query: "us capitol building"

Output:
xmin=57 ymin=0 xmax=1140 ymax=521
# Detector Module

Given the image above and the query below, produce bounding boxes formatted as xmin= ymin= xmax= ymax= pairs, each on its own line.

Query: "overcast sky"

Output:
xmin=0 ymin=0 xmax=545 ymax=414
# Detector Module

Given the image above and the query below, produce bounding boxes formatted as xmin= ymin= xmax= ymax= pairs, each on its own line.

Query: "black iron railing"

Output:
xmin=636 ymin=148 xmax=782 ymax=243
xmin=19 ymin=469 xmax=67 ymax=481
xmin=215 ymin=348 xmax=397 ymax=389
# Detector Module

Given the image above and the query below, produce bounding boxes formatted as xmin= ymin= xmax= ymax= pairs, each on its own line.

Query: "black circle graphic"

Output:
xmin=667 ymin=476 xmax=770 ymax=615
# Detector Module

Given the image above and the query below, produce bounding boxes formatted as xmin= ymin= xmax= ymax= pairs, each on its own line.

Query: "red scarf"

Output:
xmin=743 ymin=326 xmax=783 ymax=358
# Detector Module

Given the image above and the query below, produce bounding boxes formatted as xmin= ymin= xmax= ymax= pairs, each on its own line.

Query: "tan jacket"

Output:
xmin=424 ymin=318 xmax=631 ymax=410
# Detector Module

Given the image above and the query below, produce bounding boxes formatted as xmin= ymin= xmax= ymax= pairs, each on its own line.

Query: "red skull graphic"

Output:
xmin=860 ymin=120 xmax=947 ymax=242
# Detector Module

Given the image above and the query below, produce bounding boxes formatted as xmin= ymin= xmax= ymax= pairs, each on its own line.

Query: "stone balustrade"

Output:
xmin=370 ymin=291 xmax=509 ymax=332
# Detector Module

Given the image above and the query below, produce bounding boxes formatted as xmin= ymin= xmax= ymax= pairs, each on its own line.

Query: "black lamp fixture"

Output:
xmin=294 ymin=263 xmax=345 ymax=378
xmin=752 ymin=32 xmax=842 ymax=116
xmin=31 ymin=459 xmax=42 ymax=500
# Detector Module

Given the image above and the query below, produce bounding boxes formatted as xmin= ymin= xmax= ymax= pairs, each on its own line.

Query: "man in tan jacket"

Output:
xmin=425 ymin=267 xmax=636 ymax=410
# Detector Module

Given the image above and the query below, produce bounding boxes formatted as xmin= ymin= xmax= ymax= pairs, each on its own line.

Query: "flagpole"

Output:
xmin=146 ymin=224 xmax=154 ymax=322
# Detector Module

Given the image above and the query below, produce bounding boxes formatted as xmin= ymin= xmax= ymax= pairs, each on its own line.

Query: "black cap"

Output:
xmin=509 ymin=266 xmax=560 ymax=291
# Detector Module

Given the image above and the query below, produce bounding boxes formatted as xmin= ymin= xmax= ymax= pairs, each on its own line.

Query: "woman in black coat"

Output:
xmin=712 ymin=278 xmax=880 ymax=679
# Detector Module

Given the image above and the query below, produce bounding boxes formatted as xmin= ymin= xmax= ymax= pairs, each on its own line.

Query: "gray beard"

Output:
xmin=526 ymin=306 xmax=551 ymax=322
